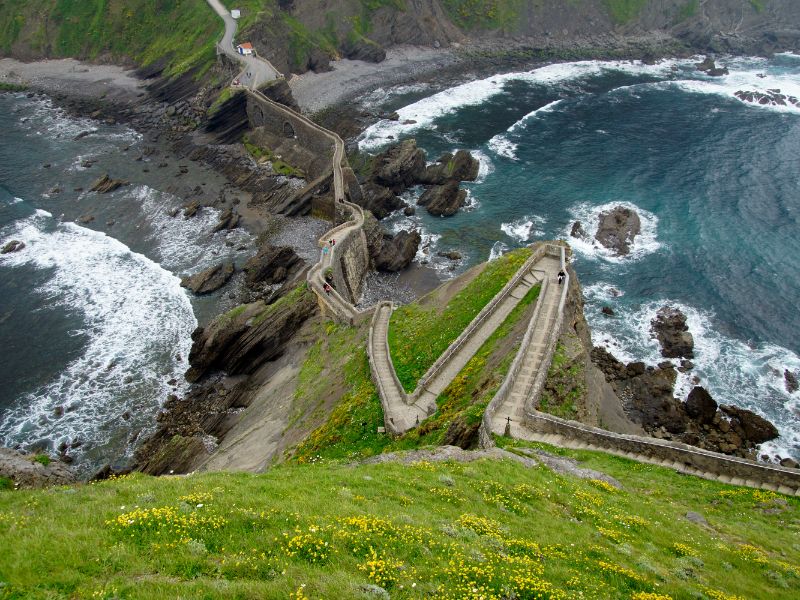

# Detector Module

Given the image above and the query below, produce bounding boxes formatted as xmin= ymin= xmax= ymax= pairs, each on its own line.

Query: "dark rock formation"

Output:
xmin=780 ymin=457 xmax=799 ymax=469
xmin=570 ymin=221 xmax=586 ymax=239
xmin=719 ymin=404 xmax=779 ymax=445
xmin=696 ymin=55 xmax=729 ymax=76
xmin=180 ymin=262 xmax=235 ymax=294
xmin=371 ymin=139 xmax=426 ymax=192
xmin=342 ymin=37 xmax=386 ymax=63
xmin=212 ymin=207 xmax=240 ymax=232
xmin=735 ymin=89 xmax=800 ymax=108
xmin=258 ymin=78 xmax=300 ymax=111
xmin=651 ymin=306 xmax=694 ymax=359
xmin=442 ymin=415 xmax=480 ymax=449
xmin=785 ymin=369 xmax=799 ymax=393
xmin=417 ymin=150 xmax=480 ymax=185
xmin=684 ymin=386 xmax=717 ymax=424
xmin=601 ymin=306 xmax=615 ymax=316
xmin=243 ymin=244 xmax=302 ymax=288
xmin=594 ymin=205 xmax=641 ymax=256
xmin=185 ymin=286 xmax=316 ymax=382
xmin=437 ymin=250 xmax=462 ymax=260
xmin=0 ymin=448 xmax=76 ymax=489
xmin=375 ymin=229 xmax=421 ymax=272
xmin=89 ymin=174 xmax=128 ymax=193
xmin=1 ymin=240 xmax=25 ymax=254
xmin=417 ymin=180 xmax=466 ymax=216
xmin=360 ymin=182 xmax=405 ymax=219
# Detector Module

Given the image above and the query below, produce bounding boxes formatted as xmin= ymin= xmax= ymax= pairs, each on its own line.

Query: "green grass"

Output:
xmin=441 ymin=0 xmax=524 ymax=31
xmin=32 ymin=454 xmax=51 ymax=467
xmin=0 ymin=0 xmax=223 ymax=76
xmin=749 ymin=0 xmax=767 ymax=13
xmin=0 ymin=446 xmax=797 ymax=598
xmin=0 ymin=477 xmax=13 ymax=491
xmin=676 ymin=0 xmax=699 ymax=21
xmin=604 ymin=0 xmax=649 ymax=24
xmin=388 ymin=247 xmax=532 ymax=392
xmin=538 ymin=341 xmax=584 ymax=420
xmin=0 ymin=82 xmax=27 ymax=92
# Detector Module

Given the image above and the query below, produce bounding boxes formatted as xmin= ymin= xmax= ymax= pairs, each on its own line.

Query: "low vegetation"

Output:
xmin=0 ymin=0 xmax=223 ymax=76
xmin=0 ymin=442 xmax=796 ymax=598
xmin=538 ymin=340 xmax=584 ymax=420
xmin=441 ymin=0 xmax=524 ymax=31
xmin=604 ymin=0 xmax=650 ymax=24
xmin=243 ymin=135 xmax=305 ymax=178
xmin=388 ymin=247 xmax=532 ymax=392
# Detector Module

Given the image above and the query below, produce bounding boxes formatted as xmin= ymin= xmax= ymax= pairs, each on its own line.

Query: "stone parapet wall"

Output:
xmin=330 ymin=228 xmax=369 ymax=304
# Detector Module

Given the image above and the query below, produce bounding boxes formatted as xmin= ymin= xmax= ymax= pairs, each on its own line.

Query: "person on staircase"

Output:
xmin=557 ymin=270 xmax=566 ymax=284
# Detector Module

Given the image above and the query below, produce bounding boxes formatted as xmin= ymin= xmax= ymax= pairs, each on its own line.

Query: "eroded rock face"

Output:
xmin=212 ymin=207 xmax=240 ymax=232
xmin=417 ymin=180 xmax=467 ymax=216
xmin=180 ymin=262 xmax=235 ymax=295
xmin=374 ymin=229 xmax=421 ymax=272
xmin=594 ymin=206 xmax=641 ymax=256
xmin=0 ymin=448 xmax=77 ymax=489
xmin=360 ymin=182 xmax=405 ymax=219
xmin=341 ymin=37 xmax=386 ymax=63
xmin=684 ymin=386 xmax=717 ymax=424
xmin=89 ymin=174 xmax=128 ymax=193
xmin=185 ymin=286 xmax=316 ymax=382
xmin=651 ymin=306 xmax=694 ymax=359
xmin=719 ymin=404 xmax=779 ymax=445
xmin=243 ymin=244 xmax=301 ymax=287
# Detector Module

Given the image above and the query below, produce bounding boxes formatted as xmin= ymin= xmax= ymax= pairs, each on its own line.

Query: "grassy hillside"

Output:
xmin=0 ymin=0 xmax=222 ymax=76
xmin=0 ymin=441 xmax=797 ymax=598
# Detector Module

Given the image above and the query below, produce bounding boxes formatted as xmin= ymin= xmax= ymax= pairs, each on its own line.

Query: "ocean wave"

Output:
xmin=586 ymin=298 xmax=800 ymax=459
xmin=24 ymin=95 xmax=140 ymax=142
xmin=132 ymin=185 xmax=251 ymax=275
xmin=488 ymin=241 xmax=510 ymax=261
xmin=471 ymin=149 xmax=494 ymax=183
xmin=0 ymin=210 xmax=195 ymax=460
xmin=500 ymin=214 xmax=546 ymax=244
xmin=565 ymin=200 xmax=662 ymax=263
xmin=487 ymin=135 xmax=518 ymax=160
xmin=358 ymin=60 xmax=684 ymax=150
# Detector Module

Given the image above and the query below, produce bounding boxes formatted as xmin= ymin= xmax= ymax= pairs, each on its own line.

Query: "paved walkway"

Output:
xmin=369 ymin=248 xmax=558 ymax=434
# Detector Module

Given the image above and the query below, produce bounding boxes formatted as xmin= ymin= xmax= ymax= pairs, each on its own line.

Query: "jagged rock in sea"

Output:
xmin=417 ymin=150 xmax=480 ymax=185
xmin=0 ymin=448 xmax=76 ymax=489
xmin=417 ymin=180 xmax=467 ymax=216
xmin=735 ymin=89 xmax=800 ymax=108
xmin=180 ymin=262 xmax=235 ymax=294
xmin=570 ymin=220 xmax=586 ymax=239
xmin=594 ymin=205 xmax=641 ymax=256
xmin=785 ymin=369 xmax=799 ymax=393
xmin=212 ymin=207 xmax=240 ymax=232
xmin=185 ymin=286 xmax=317 ymax=382
xmin=375 ymin=229 xmax=421 ymax=272
xmin=1 ymin=240 xmax=25 ymax=254
xmin=719 ymin=404 xmax=780 ymax=446
xmin=695 ymin=55 xmax=729 ymax=76
xmin=651 ymin=306 xmax=694 ymax=359
xmin=89 ymin=173 xmax=128 ymax=193
xmin=437 ymin=250 xmax=462 ymax=261
xmin=371 ymin=138 xmax=426 ymax=192
xmin=243 ymin=244 xmax=302 ymax=287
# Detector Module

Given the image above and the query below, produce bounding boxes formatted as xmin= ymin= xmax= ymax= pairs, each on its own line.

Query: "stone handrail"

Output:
xmin=408 ymin=244 xmax=547 ymax=403
xmin=479 ymin=275 xmax=551 ymax=448
xmin=368 ymin=302 xmax=407 ymax=436
xmin=522 ymin=245 xmax=569 ymax=413
xmin=523 ymin=410 xmax=800 ymax=493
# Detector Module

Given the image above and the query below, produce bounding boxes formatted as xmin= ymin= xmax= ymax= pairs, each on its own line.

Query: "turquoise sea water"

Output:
xmin=360 ymin=55 xmax=800 ymax=459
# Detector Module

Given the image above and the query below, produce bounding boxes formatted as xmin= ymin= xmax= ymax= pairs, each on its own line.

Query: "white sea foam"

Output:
xmin=586 ymin=297 xmax=800 ymax=459
xmin=24 ymin=95 xmax=140 ymax=142
xmin=132 ymin=185 xmax=251 ymax=275
xmin=358 ymin=60 xmax=684 ymax=150
xmin=488 ymin=241 xmax=510 ymax=261
xmin=565 ymin=200 xmax=662 ymax=263
xmin=500 ymin=214 xmax=546 ymax=244
xmin=487 ymin=135 xmax=518 ymax=160
xmin=471 ymin=149 xmax=494 ymax=183
xmin=0 ymin=210 xmax=195 ymax=459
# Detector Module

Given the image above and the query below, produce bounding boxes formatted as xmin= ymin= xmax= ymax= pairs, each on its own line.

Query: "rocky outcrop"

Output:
xmin=341 ymin=37 xmax=386 ymax=63
xmin=417 ymin=180 xmax=467 ymax=216
xmin=417 ymin=150 xmax=480 ymax=185
xmin=185 ymin=285 xmax=316 ymax=382
xmin=89 ymin=173 xmax=128 ymax=193
xmin=594 ymin=205 xmax=640 ymax=256
xmin=592 ymin=346 xmax=780 ymax=458
xmin=243 ymin=244 xmax=302 ymax=288
xmin=570 ymin=221 xmax=586 ymax=239
xmin=651 ymin=306 xmax=694 ymax=359
xmin=371 ymin=139 xmax=426 ymax=192
xmin=786 ymin=369 xmax=799 ymax=393
xmin=360 ymin=182 xmax=405 ymax=219
xmin=695 ymin=55 xmax=729 ymax=76
xmin=1 ymin=240 xmax=25 ymax=254
xmin=374 ymin=229 xmax=421 ymax=272
xmin=0 ymin=448 xmax=77 ymax=489
xmin=735 ymin=89 xmax=800 ymax=108
xmin=212 ymin=207 xmax=240 ymax=232
xmin=180 ymin=262 xmax=235 ymax=295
